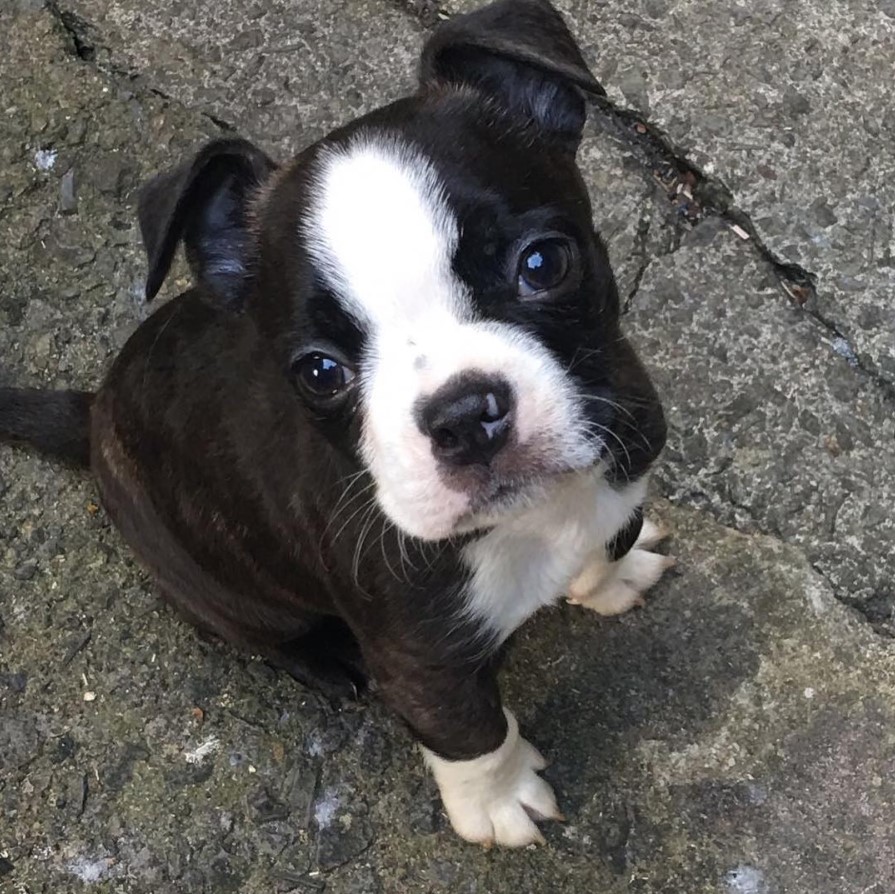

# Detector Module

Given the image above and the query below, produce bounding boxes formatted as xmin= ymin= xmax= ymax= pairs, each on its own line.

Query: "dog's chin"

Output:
xmin=452 ymin=484 xmax=545 ymax=536
xmin=380 ymin=472 xmax=571 ymax=544
xmin=452 ymin=460 xmax=606 ymax=536
xmin=376 ymin=442 xmax=608 ymax=543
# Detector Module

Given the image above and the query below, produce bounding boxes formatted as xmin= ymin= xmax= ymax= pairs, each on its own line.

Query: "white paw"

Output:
xmin=421 ymin=709 xmax=562 ymax=847
xmin=568 ymin=518 xmax=674 ymax=616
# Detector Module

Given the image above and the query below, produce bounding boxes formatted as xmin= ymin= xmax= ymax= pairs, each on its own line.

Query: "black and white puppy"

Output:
xmin=0 ymin=0 xmax=670 ymax=847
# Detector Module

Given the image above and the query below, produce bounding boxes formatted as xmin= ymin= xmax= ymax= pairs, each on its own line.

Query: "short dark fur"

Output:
xmin=0 ymin=388 xmax=92 ymax=466
xmin=607 ymin=506 xmax=644 ymax=563
xmin=0 ymin=0 xmax=664 ymax=763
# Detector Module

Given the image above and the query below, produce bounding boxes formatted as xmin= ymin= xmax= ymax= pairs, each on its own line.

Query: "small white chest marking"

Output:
xmin=462 ymin=474 xmax=647 ymax=642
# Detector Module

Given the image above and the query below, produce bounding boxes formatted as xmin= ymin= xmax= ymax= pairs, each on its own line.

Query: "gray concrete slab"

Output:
xmin=628 ymin=219 xmax=895 ymax=618
xmin=58 ymin=0 xmax=422 ymax=155
xmin=2 ymin=1 xmax=895 ymax=892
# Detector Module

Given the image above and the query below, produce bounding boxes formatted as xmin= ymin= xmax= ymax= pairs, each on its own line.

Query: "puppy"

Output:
xmin=0 ymin=0 xmax=670 ymax=847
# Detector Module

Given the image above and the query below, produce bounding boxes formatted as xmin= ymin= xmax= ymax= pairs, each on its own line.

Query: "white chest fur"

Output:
xmin=461 ymin=472 xmax=647 ymax=643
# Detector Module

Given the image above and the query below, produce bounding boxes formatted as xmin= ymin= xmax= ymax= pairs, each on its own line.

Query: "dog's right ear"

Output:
xmin=138 ymin=138 xmax=277 ymax=307
xmin=419 ymin=0 xmax=604 ymax=149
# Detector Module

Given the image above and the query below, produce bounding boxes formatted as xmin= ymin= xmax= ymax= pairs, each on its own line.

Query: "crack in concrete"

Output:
xmin=389 ymin=0 xmax=447 ymax=28
xmin=46 ymin=1 xmax=237 ymax=134
xmin=52 ymin=5 xmax=96 ymax=61
xmin=813 ymin=565 xmax=895 ymax=640
xmin=589 ymin=98 xmax=895 ymax=404
xmin=622 ymin=211 xmax=654 ymax=313
xmin=660 ymin=479 xmax=894 ymax=640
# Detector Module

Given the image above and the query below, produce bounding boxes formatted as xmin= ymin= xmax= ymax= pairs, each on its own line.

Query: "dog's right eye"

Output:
xmin=516 ymin=238 xmax=573 ymax=298
xmin=292 ymin=352 xmax=356 ymax=401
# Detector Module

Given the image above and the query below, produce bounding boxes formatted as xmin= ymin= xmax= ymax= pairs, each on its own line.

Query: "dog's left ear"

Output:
xmin=138 ymin=138 xmax=277 ymax=307
xmin=419 ymin=0 xmax=604 ymax=148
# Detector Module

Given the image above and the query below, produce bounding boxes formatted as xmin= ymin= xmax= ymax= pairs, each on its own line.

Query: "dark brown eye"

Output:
xmin=517 ymin=239 xmax=571 ymax=297
xmin=292 ymin=352 xmax=356 ymax=400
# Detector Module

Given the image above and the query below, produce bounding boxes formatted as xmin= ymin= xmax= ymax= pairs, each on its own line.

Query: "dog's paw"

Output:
xmin=568 ymin=519 xmax=674 ymax=616
xmin=422 ymin=710 xmax=562 ymax=847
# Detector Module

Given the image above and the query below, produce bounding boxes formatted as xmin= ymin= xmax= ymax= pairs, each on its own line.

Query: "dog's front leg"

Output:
xmin=568 ymin=517 xmax=674 ymax=615
xmin=367 ymin=648 xmax=561 ymax=847
xmin=421 ymin=707 xmax=562 ymax=848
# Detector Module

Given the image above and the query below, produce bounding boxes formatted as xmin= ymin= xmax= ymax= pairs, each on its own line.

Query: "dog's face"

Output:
xmin=294 ymin=113 xmax=614 ymax=540
xmin=138 ymin=0 xmax=665 ymax=542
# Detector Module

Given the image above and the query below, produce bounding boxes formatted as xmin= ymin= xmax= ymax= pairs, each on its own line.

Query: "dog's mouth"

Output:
xmin=455 ymin=461 xmax=600 ymax=534
xmin=452 ymin=485 xmax=534 ymax=536
xmin=472 ymin=479 xmax=531 ymax=514
xmin=471 ymin=469 xmax=547 ymax=510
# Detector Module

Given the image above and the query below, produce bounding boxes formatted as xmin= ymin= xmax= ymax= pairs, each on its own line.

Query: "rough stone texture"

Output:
xmin=59 ymin=0 xmax=422 ymax=155
xmin=628 ymin=221 xmax=895 ymax=617
xmin=2 ymin=1 xmax=894 ymax=893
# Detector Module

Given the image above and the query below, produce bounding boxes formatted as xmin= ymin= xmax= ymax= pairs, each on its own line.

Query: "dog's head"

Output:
xmin=138 ymin=0 xmax=665 ymax=541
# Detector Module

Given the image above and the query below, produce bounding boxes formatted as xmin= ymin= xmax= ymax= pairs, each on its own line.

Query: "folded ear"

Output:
xmin=138 ymin=138 xmax=277 ymax=306
xmin=419 ymin=0 xmax=604 ymax=147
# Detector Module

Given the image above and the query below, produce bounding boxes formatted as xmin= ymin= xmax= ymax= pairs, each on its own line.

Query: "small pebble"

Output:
xmin=60 ymin=168 xmax=78 ymax=215
xmin=33 ymin=148 xmax=57 ymax=171
xmin=14 ymin=560 xmax=37 ymax=581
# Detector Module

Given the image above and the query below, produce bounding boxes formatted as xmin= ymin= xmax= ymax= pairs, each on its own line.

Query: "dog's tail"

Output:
xmin=0 ymin=387 xmax=94 ymax=468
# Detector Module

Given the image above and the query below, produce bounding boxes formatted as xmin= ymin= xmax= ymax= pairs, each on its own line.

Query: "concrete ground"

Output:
xmin=1 ymin=0 xmax=894 ymax=891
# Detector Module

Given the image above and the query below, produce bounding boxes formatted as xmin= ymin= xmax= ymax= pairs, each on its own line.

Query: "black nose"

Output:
xmin=418 ymin=375 xmax=513 ymax=467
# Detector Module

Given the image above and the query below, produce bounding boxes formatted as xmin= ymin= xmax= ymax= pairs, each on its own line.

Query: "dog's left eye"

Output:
xmin=292 ymin=352 xmax=356 ymax=400
xmin=517 ymin=239 xmax=572 ymax=297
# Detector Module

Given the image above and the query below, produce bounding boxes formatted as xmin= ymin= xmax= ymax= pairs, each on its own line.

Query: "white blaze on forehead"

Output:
xmin=305 ymin=136 xmax=468 ymax=329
